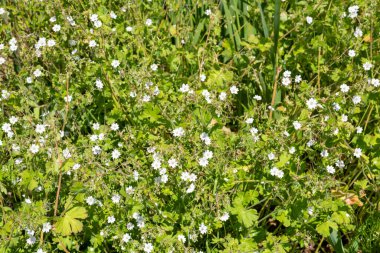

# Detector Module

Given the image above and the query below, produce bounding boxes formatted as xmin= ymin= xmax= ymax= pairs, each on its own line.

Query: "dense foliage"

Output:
xmin=0 ymin=0 xmax=379 ymax=252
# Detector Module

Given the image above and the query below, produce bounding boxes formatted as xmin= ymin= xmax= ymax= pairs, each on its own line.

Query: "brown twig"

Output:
xmin=53 ymin=73 xmax=70 ymax=216
xmin=269 ymin=67 xmax=282 ymax=120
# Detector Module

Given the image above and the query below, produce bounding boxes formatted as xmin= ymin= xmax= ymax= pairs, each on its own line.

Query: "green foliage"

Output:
xmin=0 ymin=0 xmax=379 ymax=252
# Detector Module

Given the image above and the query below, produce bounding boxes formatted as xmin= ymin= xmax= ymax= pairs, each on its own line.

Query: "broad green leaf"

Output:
xmin=55 ymin=207 xmax=88 ymax=236
xmin=316 ymin=220 xmax=337 ymax=237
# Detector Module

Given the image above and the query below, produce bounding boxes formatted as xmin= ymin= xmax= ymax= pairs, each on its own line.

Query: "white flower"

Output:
xmin=199 ymin=223 xmax=208 ymax=234
xmin=172 ymin=127 xmax=185 ymax=137
xmin=168 ymin=158 xmax=178 ymax=168
xmin=219 ymin=92 xmax=227 ymax=101
xmin=245 ymin=118 xmax=254 ymax=124
xmin=125 ymin=186 xmax=134 ymax=195
xmin=281 ymin=77 xmax=291 ymax=86
xmin=295 ymin=75 xmax=302 ymax=83
xmin=90 ymin=14 xmax=98 ymax=22
xmin=92 ymin=123 xmax=100 ymax=130
xmin=356 ymin=126 xmax=363 ymax=134
xmin=326 ymin=165 xmax=335 ymax=174
xmin=42 ymin=222 xmax=52 ymax=233
xmin=283 ymin=70 xmax=291 ymax=78
xmin=92 ymin=145 xmax=102 ymax=155
xmin=307 ymin=139 xmax=315 ymax=147
xmin=62 ymin=148 xmax=71 ymax=159
xmin=36 ymin=249 xmax=46 ymax=253
xmin=94 ymin=20 xmax=102 ymax=28
xmin=95 ymin=79 xmax=103 ymax=90
xmin=306 ymin=98 xmax=318 ymax=110
xmin=127 ymin=222 xmax=134 ymax=230
xmin=89 ymin=40 xmax=97 ymax=48
xmin=0 ymin=8 xmax=5 ymax=15
xmin=352 ymin=95 xmax=361 ymax=105
xmin=150 ymin=64 xmax=158 ymax=71
xmin=67 ymin=16 xmax=76 ymax=26
xmin=122 ymin=233 xmax=131 ymax=243
xmin=107 ymin=216 xmax=116 ymax=224
xmin=332 ymin=102 xmax=340 ymax=111
xmin=126 ymin=26 xmax=133 ymax=32
xmin=151 ymin=159 xmax=161 ymax=170
xmin=270 ymin=167 xmax=284 ymax=178
xmin=200 ymin=74 xmax=206 ymax=82
xmin=293 ymin=121 xmax=302 ymax=130
xmin=86 ymin=196 xmax=96 ymax=205
xmin=52 ymin=24 xmax=61 ymax=32
xmin=268 ymin=153 xmax=275 ymax=160
xmin=30 ymin=144 xmax=39 ymax=154
xmin=33 ymin=69 xmax=42 ymax=77
xmin=198 ymin=157 xmax=209 ymax=167
xmin=129 ymin=91 xmax=136 ymax=97
xmin=2 ymin=123 xmax=11 ymax=133
xmin=335 ymin=160 xmax=345 ymax=169
xmin=145 ymin=19 xmax=153 ymax=26
xmin=203 ymin=150 xmax=213 ymax=159
xmin=219 ymin=212 xmax=230 ymax=221
xmin=341 ymin=114 xmax=348 ymax=122
xmin=371 ymin=78 xmax=380 ymax=87
xmin=9 ymin=116 xmax=18 ymax=125
xmin=320 ymin=150 xmax=329 ymax=158
xmin=306 ymin=16 xmax=313 ymax=24
xmin=348 ymin=5 xmax=359 ymax=19
xmin=178 ymin=234 xmax=186 ymax=243
xmin=25 ymin=198 xmax=32 ymax=204
xmin=289 ymin=147 xmax=296 ymax=154
xmin=354 ymin=27 xmax=363 ymax=38
xmin=0 ymin=57 xmax=5 ymax=65
xmin=73 ymin=163 xmax=81 ymax=170
xmin=112 ymin=149 xmax=121 ymax=159
xmin=205 ymin=9 xmax=212 ymax=16
xmin=64 ymin=95 xmax=72 ymax=103
xmin=179 ymin=83 xmax=189 ymax=93
xmin=348 ymin=49 xmax=356 ymax=57
xmin=47 ymin=39 xmax=56 ymax=47
xmin=26 ymin=236 xmax=36 ymax=245
xmin=143 ymin=243 xmax=154 ymax=253
xmin=110 ymin=123 xmax=119 ymax=131
xmin=230 ymin=86 xmax=239 ymax=94
xmin=353 ymin=148 xmax=362 ymax=158
xmin=363 ymin=62 xmax=373 ymax=71
xmin=35 ymin=124 xmax=46 ymax=134
xmin=254 ymin=95 xmax=262 ymax=100
xmin=112 ymin=194 xmax=121 ymax=204
xmin=340 ymin=83 xmax=350 ymax=93
xmin=110 ymin=11 xmax=117 ymax=19
xmin=111 ymin=60 xmax=120 ymax=68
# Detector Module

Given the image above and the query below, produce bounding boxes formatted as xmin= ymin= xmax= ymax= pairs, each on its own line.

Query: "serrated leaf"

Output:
xmin=230 ymin=204 xmax=258 ymax=227
xmin=316 ymin=220 xmax=337 ymax=237
xmin=55 ymin=207 xmax=88 ymax=236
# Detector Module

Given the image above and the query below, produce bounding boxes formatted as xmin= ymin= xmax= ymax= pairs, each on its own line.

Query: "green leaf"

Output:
xmin=316 ymin=220 xmax=338 ymax=237
xmin=55 ymin=207 xmax=88 ymax=236
xmin=329 ymin=229 xmax=345 ymax=253
xmin=230 ymin=204 xmax=258 ymax=227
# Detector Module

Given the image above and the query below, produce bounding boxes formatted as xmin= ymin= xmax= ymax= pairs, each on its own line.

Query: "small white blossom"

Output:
xmin=353 ymin=148 xmax=362 ymax=158
xmin=111 ymin=60 xmax=120 ymax=68
xmin=230 ymin=86 xmax=239 ymax=94
xmin=363 ymin=62 xmax=373 ymax=71
xmin=306 ymin=98 xmax=318 ymax=110
xmin=52 ymin=24 xmax=61 ymax=32
xmin=199 ymin=223 xmax=208 ymax=234
xmin=145 ymin=19 xmax=153 ymax=26
xmin=326 ymin=165 xmax=335 ymax=174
